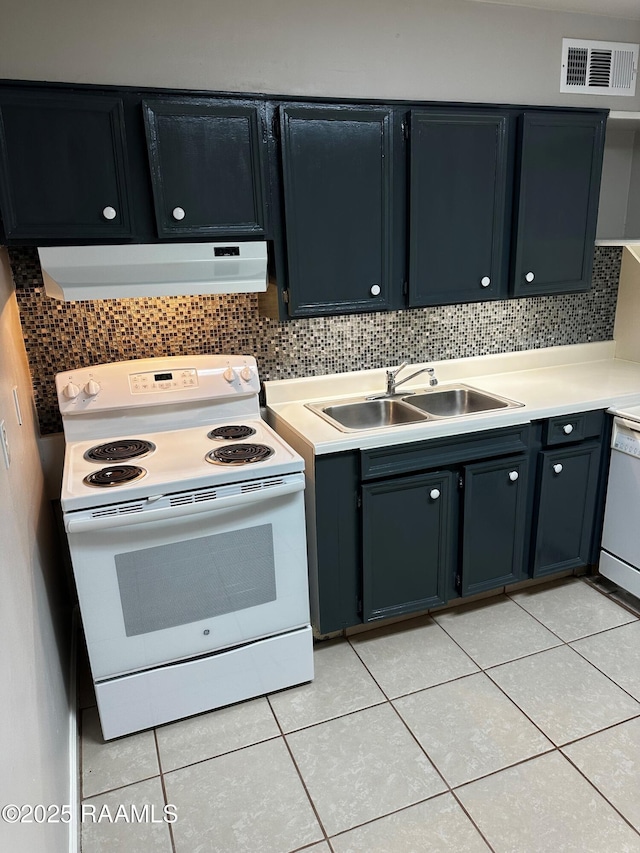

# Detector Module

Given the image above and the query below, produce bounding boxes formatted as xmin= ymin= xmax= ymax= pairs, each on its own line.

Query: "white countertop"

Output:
xmin=264 ymin=342 xmax=640 ymax=455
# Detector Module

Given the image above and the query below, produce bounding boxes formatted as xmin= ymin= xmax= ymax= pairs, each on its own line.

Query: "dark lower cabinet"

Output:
xmin=460 ymin=455 xmax=529 ymax=595
xmin=142 ymin=99 xmax=266 ymax=239
xmin=0 ymin=91 xmax=133 ymax=241
xmin=532 ymin=441 xmax=602 ymax=577
xmin=279 ymin=104 xmax=400 ymax=316
xmin=408 ymin=111 xmax=510 ymax=306
xmin=309 ymin=415 xmax=609 ymax=633
xmin=362 ymin=470 xmax=454 ymax=621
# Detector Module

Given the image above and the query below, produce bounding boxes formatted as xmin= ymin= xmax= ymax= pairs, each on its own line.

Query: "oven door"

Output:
xmin=65 ymin=473 xmax=310 ymax=680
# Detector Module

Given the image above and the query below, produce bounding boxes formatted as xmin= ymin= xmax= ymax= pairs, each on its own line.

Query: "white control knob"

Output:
xmin=63 ymin=381 xmax=80 ymax=399
xmin=553 ymin=463 xmax=563 ymax=474
xmin=223 ymin=366 xmax=236 ymax=383
xmin=480 ymin=276 xmax=491 ymax=288
xmin=508 ymin=471 xmax=519 ymax=482
xmin=525 ymin=271 xmax=535 ymax=283
xmin=370 ymin=284 xmax=381 ymax=297
xmin=430 ymin=489 xmax=440 ymax=500
xmin=240 ymin=366 xmax=253 ymax=382
xmin=563 ymin=424 xmax=574 ymax=435
xmin=102 ymin=206 xmax=117 ymax=220
xmin=84 ymin=379 xmax=101 ymax=397
xmin=172 ymin=207 xmax=186 ymax=221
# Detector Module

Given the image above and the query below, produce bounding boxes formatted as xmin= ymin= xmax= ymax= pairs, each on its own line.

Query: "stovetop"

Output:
xmin=56 ymin=355 xmax=304 ymax=512
xmin=61 ymin=418 xmax=303 ymax=512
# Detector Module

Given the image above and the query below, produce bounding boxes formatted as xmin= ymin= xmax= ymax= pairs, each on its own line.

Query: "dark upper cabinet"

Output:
xmin=532 ymin=441 xmax=602 ymax=578
xmin=408 ymin=111 xmax=510 ymax=306
xmin=142 ymin=99 xmax=266 ymax=239
xmin=461 ymin=454 xmax=529 ymax=596
xmin=279 ymin=104 xmax=401 ymax=316
xmin=512 ymin=112 xmax=606 ymax=296
xmin=362 ymin=470 xmax=454 ymax=622
xmin=0 ymin=91 xmax=133 ymax=241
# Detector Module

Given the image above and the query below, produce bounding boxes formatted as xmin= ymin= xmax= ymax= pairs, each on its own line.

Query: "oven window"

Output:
xmin=115 ymin=524 xmax=276 ymax=637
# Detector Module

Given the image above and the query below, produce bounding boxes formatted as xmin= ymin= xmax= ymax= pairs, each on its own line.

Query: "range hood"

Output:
xmin=37 ymin=241 xmax=268 ymax=301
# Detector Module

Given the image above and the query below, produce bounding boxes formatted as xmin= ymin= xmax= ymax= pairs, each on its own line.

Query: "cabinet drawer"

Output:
xmin=361 ymin=423 xmax=530 ymax=481
xmin=543 ymin=410 xmax=604 ymax=446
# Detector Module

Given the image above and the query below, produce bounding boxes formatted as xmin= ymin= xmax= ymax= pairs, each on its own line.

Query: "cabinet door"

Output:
xmin=409 ymin=111 xmax=510 ymax=306
xmin=143 ymin=100 xmax=266 ymax=238
xmin=512 ymin=112 xmax=605 ymax=296
xmin=0 ymin=92 xmax=132 ymax=241
xmin=533 ymin=442 xmax=602 ymax=577
xmin=280 ymin=105 xmax=398 ymax=316
xmin=362 ymin=471 xmax=454 ymax=621
xmin=461 ymin=455 xmax=528 ymax=596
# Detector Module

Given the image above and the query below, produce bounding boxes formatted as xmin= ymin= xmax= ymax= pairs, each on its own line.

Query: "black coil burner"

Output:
xmin=207 ymin=425 xmax=257 ymax=441
xmin=85 ymin=439 xmax=156 ymax=463
xmin=83 ymin=465 xmax=147 ymax=487
xmin=206 ymin=443 xmax=275 ymax=466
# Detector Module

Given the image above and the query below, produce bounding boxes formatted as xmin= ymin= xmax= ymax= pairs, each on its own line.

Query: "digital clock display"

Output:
xmin=154 ymin=372 xmax=173 ymax=381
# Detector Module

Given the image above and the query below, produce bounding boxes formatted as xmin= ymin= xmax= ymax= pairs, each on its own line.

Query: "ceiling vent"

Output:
xmin=561 ymin=38 xmax=638 ymax=97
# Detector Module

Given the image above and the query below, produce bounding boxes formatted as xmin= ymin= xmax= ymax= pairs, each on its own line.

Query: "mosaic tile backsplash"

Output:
xmin=9 ymin=246 xmax=621 ymax=435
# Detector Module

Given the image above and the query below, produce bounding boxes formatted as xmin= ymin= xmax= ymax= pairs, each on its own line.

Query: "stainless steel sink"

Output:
xmin=402 ymin=384 xmax=523 ymax=418
xmin=307 ymin=398 xmax=430 ymax=432
xmin=306 ymin=384 xmax=523 ymax=432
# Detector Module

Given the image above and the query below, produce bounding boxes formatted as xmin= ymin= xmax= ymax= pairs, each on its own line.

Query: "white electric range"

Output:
xmin=57 ymin=354 xmax=313 ymax=740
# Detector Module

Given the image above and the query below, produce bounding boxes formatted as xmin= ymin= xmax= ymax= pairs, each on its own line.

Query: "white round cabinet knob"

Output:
xmin=370 ymin=284 xmax=381 ymax=297
xmin=480 ymin=276 xmax=491 ymax=288
xmin=84 ymin=379 xmax=101 ymax=397
xmin=172 ymin=207 xmax=186 ymax=221
xmin=509 ymin=471 xmax=519 ymax=482
xmin=563 ymin=424 xmax=574 ymax=435
xmin=102 ymin=206 xmax=117 ymax=221
xmin=525 ymin=271 xmax=535 ymax=283
xmin=430 ymin=489 xmax=440 ymax=500
xmin=63 ymin=382 xmax=80 ymax=400
xmin=240 ymin=366 xmax=253 ymax=382
xmin=553 ymin=463 xmax=564 ymax=474
xmin=223 ymin=366 xmax=236 ymax=383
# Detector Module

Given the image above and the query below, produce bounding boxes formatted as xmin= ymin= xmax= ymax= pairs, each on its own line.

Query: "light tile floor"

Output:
xmin=79 ymin=576 xmax=640 ymax=852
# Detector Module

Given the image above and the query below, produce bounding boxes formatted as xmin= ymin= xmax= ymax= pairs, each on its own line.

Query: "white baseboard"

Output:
xmin=68 ymin=607 xmax=79 ymax=853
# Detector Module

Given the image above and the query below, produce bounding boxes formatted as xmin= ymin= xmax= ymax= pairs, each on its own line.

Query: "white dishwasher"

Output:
xmin=600 ymin=404 xmax=640 ymax=598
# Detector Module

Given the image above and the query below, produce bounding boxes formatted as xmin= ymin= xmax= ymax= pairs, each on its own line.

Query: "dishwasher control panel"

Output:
xmin=612 ymin=419 xmax=640 ymax=457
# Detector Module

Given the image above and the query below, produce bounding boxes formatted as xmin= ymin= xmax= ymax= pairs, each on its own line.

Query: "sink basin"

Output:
xmin=403 ymin=384 xmax=522 ymax=418
xmin=305 ymin=384 xmax=522 ymax=432
xmin=308 ymin=398 xmax=429 ymax=432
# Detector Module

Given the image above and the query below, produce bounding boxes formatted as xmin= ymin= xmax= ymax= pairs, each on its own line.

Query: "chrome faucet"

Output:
xmin=367 ymin=362 xmax=438 ymax=400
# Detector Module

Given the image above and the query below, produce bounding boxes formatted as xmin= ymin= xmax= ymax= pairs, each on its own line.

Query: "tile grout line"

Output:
xmin=558 ymin=713 xmax=640 ymax=750
xmin=347 ymin=619 xmax=481 ymax=699
xmin=567 ymin=640 xmax=640 ymax=708
xmin=504 ymin=577 xmax=639 ymax=642
xmin=384 ymin=694 xmax=499 ymax=853
xmin=265 ymin=694 xmax=332 ymax=849
xmin=560 ymin=748 xmax=640 ymax=840
xmin=153 ymin=728 xmax=178 ymax=853
xmin=344 ymin=603 xmax=577 ymax=845
xmin=79 ymin=773 xmax=165 ymax=802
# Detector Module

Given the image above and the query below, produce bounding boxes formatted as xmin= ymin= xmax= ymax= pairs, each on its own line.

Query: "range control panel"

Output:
xmin=129 ymin=368 xmax=199 ymax=394
xmin=56 ymin=354 xmax=260 ymax=415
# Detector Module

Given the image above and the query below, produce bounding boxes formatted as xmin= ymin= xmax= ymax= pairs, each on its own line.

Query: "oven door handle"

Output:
xmin=65 ymin=477 xmax=304 ymax=534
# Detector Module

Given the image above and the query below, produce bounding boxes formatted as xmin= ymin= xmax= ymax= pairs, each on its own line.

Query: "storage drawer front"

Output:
xmin=361 ymin=423 xmax=531 ymax=481
xmin=543 ymin=410 xmax=603 ymax=446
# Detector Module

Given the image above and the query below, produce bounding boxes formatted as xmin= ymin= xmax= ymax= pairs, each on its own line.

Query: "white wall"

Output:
xmin=0 ymin=0 xmax=638 ymax=109
xmin=0 ymin=249 xmax=72 ymax=853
